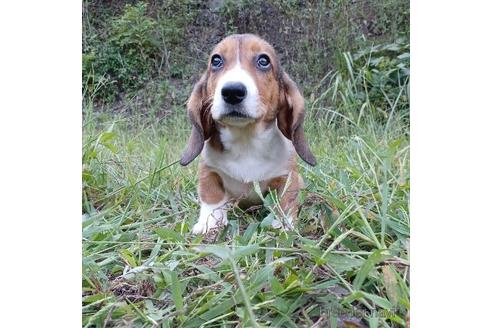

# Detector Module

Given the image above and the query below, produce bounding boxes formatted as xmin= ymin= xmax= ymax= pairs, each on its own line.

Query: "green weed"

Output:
xmin=82 ymin=1 xmax=197 ymax=102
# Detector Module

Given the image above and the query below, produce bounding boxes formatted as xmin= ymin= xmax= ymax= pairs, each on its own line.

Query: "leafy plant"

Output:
xmin=309 ymin=38 xmax=409 ymax=127
xmin=83 ymin=3 xmax=161 ymax=101
xmin=352 ymin=38 xmax=410 ymax=118
xmin=82 ymin=1 xmax=197 ymax=102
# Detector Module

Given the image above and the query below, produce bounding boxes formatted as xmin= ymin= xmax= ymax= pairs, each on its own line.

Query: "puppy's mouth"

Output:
xmin=224 ymin=110 xmax=250 ymax=119
xmin=217 ymin=109 xmax=255 ymax=126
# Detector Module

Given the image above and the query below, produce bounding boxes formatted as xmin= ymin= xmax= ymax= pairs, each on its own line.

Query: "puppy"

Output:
xmin=180 ymin=34 xmax=316 ymax=234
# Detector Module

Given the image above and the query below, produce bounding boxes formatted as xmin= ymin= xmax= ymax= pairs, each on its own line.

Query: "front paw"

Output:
xmin=191 ymin=217 xmax=227 ymax=234
xmin=191 ymin=222 xmax=205 ymax=235
xmin=272 ymin=216 xmax=294 ymax=231
xmin=192 ymin=207 xmax=228 ymax=235
xmin=191 ymin=220 xmax=214 ymax=235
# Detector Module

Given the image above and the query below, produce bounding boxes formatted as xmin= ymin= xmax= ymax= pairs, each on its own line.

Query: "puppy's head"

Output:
xmin=180 ymin=34 xmax=316 ymax=166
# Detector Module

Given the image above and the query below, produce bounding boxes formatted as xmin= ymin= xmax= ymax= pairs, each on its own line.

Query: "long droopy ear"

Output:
xmin=277 ymin=72 xmax=317 ymax=166
xmin=180 ymin=73 xmax=213 ymax=166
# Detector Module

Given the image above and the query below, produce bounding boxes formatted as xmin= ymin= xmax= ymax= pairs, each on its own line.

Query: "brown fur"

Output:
xmin=198 ymin=162 xmax=225 ymax=204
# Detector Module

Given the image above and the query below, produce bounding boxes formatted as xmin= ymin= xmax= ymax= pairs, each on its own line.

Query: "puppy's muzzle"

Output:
xmin=221 ymin=82 xmax=247 ymax=105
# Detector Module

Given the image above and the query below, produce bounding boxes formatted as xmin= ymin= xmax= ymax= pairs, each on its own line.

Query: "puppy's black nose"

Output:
xmin=221 ymin=82 xmax=247 ymax=105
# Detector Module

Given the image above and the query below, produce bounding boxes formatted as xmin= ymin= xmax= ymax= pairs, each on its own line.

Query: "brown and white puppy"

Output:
xmin=180 ymin=34 xmax=316 ymax=234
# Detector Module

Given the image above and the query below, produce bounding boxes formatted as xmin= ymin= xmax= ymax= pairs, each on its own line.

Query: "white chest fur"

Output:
xmin=202 ymin=123 xmax=294 ymax=198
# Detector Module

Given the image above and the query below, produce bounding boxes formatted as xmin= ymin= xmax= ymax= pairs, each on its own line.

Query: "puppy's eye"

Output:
xmin=211 ymin=54 xmax=224 ymax=69
xmin=256 ymin=54 xmax=271 ymax=69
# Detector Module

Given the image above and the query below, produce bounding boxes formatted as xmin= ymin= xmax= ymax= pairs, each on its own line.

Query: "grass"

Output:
xmin=82 ymin=44 xmax=410 ymax=327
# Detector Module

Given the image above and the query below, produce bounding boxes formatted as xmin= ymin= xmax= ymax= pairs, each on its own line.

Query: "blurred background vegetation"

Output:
xmin=83 ymin=0 xmax=409 ymax=118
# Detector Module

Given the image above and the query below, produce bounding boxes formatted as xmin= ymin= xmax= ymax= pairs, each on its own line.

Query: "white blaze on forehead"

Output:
xmin=211 ymin=62 xmax=259 ymax=120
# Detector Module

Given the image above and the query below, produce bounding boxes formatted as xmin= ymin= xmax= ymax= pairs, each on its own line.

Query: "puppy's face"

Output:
xmin=206 ymin=35 xmax=281 ymax=127
xmin=180 ymin=34 xmax=316 ymax=167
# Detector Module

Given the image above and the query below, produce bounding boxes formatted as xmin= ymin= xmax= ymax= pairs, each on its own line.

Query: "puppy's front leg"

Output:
xmin=191 ymin=162 xmax=229 ymax=234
